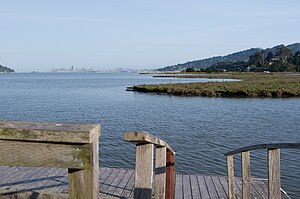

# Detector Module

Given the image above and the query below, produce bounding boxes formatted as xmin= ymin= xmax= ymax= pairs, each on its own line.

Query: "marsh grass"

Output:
xmin=132 ymin=73 xmax=300 ymax=97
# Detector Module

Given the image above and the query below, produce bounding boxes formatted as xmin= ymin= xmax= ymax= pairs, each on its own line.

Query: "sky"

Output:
xmin=0 ymin=0 xmax=299 ymax=72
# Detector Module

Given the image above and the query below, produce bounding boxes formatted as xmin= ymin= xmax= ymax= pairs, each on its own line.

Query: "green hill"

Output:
xmin=157 ymin=43 xmax=300 ymax=72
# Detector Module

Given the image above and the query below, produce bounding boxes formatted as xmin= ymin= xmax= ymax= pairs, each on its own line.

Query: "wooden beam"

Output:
xmin=124 ymin=131 xmax=175 ymax=155
xmin=134 ymin=143 xmax=154 ymax=199
xmin=155 ymin=146 xmax=166 ymax=199
xmin=68 ymin=137 xmax=99 ymax=199
xmin=0 ymin=140 xmax=90 ymax=169
xmin=0 ymin=120 xmax=101 ymax=143
xmin=242 ymin=151 xmax=251 ymax=199
xmin=268 ymin=148 xmax=281 ymax=199
xmin=166 ymin=149 xmax=175 ymax=199
xmin=227 ymin=155 xmax=235 ymax=199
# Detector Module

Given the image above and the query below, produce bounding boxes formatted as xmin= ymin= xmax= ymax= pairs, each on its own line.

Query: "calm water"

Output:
xmin=0 ymin=73 xmax=300 ymax=197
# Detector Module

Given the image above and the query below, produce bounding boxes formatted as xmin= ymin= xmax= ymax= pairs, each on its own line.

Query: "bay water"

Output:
xmin=0 ymin=73 xmax=299 ymax=197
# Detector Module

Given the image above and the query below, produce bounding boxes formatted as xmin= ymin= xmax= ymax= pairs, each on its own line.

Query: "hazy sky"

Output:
xmin=1 ymin=0 xmax=299 ymax=72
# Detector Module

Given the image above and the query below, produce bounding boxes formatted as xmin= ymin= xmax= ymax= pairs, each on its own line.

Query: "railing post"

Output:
xmin=227 ymin=155 xmax=235 ymax=199
xmin=68 ymin=136 xmax=99 ymax=199
xmin=268 ymin=148 xmax=281 ymax=199
xmin=155 ymin=146 xmax=167 ymax=199
xmin=166 ymin=149 xmax=175 ymax=199
xmin=242 ymin=151 xmax=251 ymax=199
xmin=134 ymin=143 xmax=154 ymax=199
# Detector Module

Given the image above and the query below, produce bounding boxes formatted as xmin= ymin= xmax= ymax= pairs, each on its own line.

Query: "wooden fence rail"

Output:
xmin=124 ymin=131 xmax=175 ymax=199
xmin=225 ymin=143 xmax=300 ymax=199
xmin=0 ymin=120 xmax=101 ymax=199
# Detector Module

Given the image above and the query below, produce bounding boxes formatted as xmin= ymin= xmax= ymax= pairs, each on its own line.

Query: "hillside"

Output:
xmin=0 ymin=64 xmax=15 ymax=73
xmin=157 ymin=43 xmax=300 ymax=71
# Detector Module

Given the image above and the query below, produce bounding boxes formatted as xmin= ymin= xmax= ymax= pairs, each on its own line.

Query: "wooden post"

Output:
xmin=155 ymin=146 xmax=167 ymax=199
xmin=227 ymin=155 xmax=235 ymax=199
xmin=166 ymin=149 xmax=175 ymax=199
xmin=242 ymin=151 xmax=251 ymax=199
xmin=0 ymin=121 xmax=101 ymax=199
xmin=134 ymin=143 xmax=154 ymax=199
xmin=68 ymin=137 xmax=99 ymax=199
xmin=268 ymin=148 xmax=281 ymax=199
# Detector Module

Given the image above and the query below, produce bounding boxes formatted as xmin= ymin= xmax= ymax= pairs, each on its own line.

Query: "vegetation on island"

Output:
xmin=129 ymin=73 xmax=300 ymax=97
xmin=0 ymin=64 xmax=15 ymax=73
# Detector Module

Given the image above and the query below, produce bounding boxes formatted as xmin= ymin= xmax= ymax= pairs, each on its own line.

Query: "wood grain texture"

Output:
xmin=166 ymin=149 xmax=175 ymax=199
xmin=268 ymin=149 xmax=281 ymax=199
xmin=242 ymin=151 xmax=251 ymax=199
xmin=155 ymin=146 xmax=166 ymax=199
xmin=134 ymin=143 xmax=154 ymax=199
xmin=227 ymin=155 xmax=235 ymax=199
xmin=0 ymin=120 xmax=101 ymax=143
xmin=68 ymin=137 xmax=99 ymax=199
xmin=0 ymin=140 xmax=90 ymax=169
xmin=124 ymin=131 xmax=175 ymax=155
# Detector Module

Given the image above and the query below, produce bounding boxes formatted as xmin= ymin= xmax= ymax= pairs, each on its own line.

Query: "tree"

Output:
xmin=265 ymin=51 xmax=274 ymax=62
xmin=249 ymin=50 xmax=265 ymax=67
xmin=185 ymin=68 xmax=196 ymax=72
xmin=275 ymin=46 xmax=293 ymax=65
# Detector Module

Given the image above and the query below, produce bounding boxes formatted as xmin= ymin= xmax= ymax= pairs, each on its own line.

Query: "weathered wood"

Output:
xmin=242 ymin=151 xmax=251 ymax=199
xmin=124 ymin=131 xmax=175 ymax=155
xmin=0 ymin=121 xmax=101 ymax=143
xmin=68 ymin=137 xmax=99 ymax=199
xmin=183 ymin=174 xmax=192 ymax=199
xmin=196 ymin=175 xmax=210 ymax=199
xmin=225 ymin=143 xmax=300 ymax=156
xmin=174 ymin=174 xmax=183 ymax=199
xmin=268 ymin=149 xmax=281 ymax=199
xmin=0 ymin=140 xmax=90 ymax=169
xmin=155 ymin=146 xmax=166 ymax=199
xmin=134 ymin=143 xmax=154 ymax=199
xmin=227 ymin=155 xmax=235 ymax=199
xmin=166 ymin=149 xmax=175 ymax=199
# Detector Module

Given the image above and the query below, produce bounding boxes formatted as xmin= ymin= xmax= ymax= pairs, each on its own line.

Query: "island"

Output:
xmin=128 ymin=73 xmax=300 ymax=97
xmin=0 ymin=64 xmax=15 ymax=73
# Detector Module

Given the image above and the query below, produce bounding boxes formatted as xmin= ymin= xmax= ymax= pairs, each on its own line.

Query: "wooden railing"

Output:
xmin=0 ymin=120 xmax=101 ymax=199
xmin=225 ymin=143 xmax=300 ymax=199
xmin=124 ymin=131 xmax=176 ymax=199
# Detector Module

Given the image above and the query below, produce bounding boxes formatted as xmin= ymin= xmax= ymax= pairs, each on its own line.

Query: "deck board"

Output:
xmin=0 ymin=166 xmax=290 ymax=199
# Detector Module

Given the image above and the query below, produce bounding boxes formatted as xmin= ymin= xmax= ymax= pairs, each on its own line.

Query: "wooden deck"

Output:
xmin=0 ymin=166 xmax=290 ymax=199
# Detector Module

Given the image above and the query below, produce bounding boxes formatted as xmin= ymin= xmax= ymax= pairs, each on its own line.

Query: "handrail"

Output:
xmin=124 ymin=131 xmax=175 ymax=155
xmin=124 ymin=131 xmax=175 ymax=199
xmin=224 ymin=143 xmax=296 ymax=199
xmin=225 ymin=143 xmax=300 ymax=156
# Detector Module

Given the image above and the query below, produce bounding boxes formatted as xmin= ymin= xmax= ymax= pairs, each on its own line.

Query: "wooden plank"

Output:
xmin=251 ymin=179 xmax=267 ymax=199
xmin=113 ymin=170 xmax=134 ymax=197
xmin=219 ymin=176 xmax=229 ymax=198
xmin=68 ymin=138 xmax=99 ymax=199
xmin=174 ymin=174 xmax=183 ymax=199
xmin=105 ymin=169 xmax=127 ymax=196
xmin=211 ymin=176 xmax=227 ymax=199
xmin=134 ymin=143 xmax=154 ymax=199
xmin=234 ymin=177 xmax=243 ymax=199
xmin=124 ymin=131 xmax=175 ymax=155
xmin=268 ymin=149 xmax=281 ymax=199
xmin=227 ymin=155 xmax=235 ymax=199
xmin=242 ymin=151 xmax=251 ymax=199
xmin=154 ymin=146 xmax=166 ymax=199
xmin=166 ymin=149 xmax=175 ymax=199
xmin=197 ymin=175 xmax=210 ymax=199
xmin=182 ymin=174 xmax=192 ymax=199
xmin=123 ymin=171 xmax=135 ymax=198
xmin=0 ymin=140 xmax=90 ymax=169
xmin=204 ymin=175 xmax=219 ymax=198
xmin=190 ymin=175 xmax=201 ymax=199
xmin=0 ymin=120 xmax=101 ymax=143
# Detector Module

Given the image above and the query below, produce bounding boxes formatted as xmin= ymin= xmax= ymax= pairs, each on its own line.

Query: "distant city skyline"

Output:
xmin=0 ymin=0 xmax=299 ymax=72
